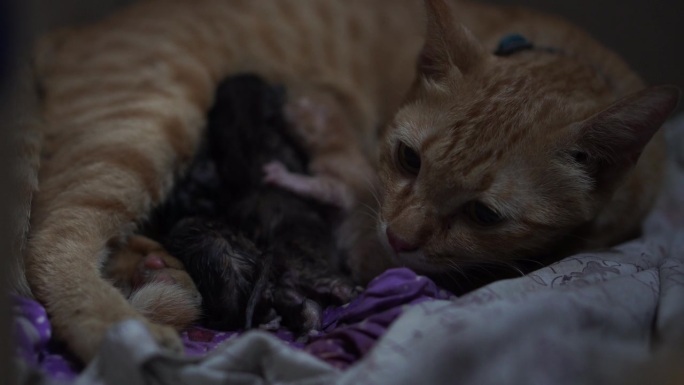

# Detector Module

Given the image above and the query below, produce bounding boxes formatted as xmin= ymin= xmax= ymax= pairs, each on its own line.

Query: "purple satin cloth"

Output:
xmin=13 ymin=268 xmax=452 ymax=380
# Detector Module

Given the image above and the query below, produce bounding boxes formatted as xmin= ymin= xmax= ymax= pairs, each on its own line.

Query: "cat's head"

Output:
xmin=377 ymin=0 xmax=679 ymax=273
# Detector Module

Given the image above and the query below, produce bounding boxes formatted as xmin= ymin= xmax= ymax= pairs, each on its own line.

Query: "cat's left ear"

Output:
xmin=419 ymin=0 xmax=487 ymax=81
xmin=572 ymin=85 xmax=680 ymax=188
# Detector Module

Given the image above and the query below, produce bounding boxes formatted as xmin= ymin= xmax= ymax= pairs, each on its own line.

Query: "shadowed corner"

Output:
xmin=486 ymin=0 xmax=684 ymax=114
xmin=1 ymin=0 xmax=42 ymax=383
xmin=0 ymin=0 xmax=138 ymax=383
xmin=0 ymin=0 xmax=32 ymax=382
xmin=0 ymin=0 xmax=18 ymax=382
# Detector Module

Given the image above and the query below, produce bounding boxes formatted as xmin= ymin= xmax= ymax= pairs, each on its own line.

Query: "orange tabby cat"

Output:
xmin=20 ymin=0 xmax=678 ymax=362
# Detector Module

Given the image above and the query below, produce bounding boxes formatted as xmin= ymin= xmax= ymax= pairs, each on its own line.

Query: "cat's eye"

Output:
xmin=464 ymin=201 xmax=504 ymax=227
xmin=397 ymin=142 xmax=421 ymax=175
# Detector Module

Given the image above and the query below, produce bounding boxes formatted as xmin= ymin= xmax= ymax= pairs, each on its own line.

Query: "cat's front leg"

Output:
xmin=25 ymin=235 xmax=185 ymax=361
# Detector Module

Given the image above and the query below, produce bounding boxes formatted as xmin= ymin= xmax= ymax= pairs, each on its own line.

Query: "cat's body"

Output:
xmin=23 ymin=0 xmax=677 ymax=361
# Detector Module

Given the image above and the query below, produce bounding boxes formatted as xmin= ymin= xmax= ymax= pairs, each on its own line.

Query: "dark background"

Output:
xmin=490 ymin=0 xmax=684 ymax=94
xmin=33 ymin=0 xmax=684 ymax=92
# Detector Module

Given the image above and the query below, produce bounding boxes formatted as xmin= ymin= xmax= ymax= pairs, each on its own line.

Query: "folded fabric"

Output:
xmin=13 ymin=268 xmax=451 ymax=380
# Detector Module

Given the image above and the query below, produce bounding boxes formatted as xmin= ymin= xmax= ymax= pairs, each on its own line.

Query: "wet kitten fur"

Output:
xmin=147 ymin=75 xmax=355 ymax=331
xmin=24 ymin=0 xmax=678 ymax=361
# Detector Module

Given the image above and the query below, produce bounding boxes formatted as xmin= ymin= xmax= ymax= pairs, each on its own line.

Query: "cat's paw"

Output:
xmin=54 ymin=287 xmax=186 ymax=362
xmin=107 ymin=235 xmax=202 ymax=330
xmin=131 ymin=253 xmax=198 ymax=294
xmin=130 ymin=252 xmax=202 ymax=330
xmin=142 ymin=321 xmax=184 ymax=355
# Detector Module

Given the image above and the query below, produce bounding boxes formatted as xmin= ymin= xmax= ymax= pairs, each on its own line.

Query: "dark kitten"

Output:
xmin=145 ymin=75 xmax=357 ymax=331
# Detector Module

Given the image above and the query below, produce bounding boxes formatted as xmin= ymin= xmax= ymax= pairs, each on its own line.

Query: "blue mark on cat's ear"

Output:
xmin=494 ymin=34 xmax=534 ymax=56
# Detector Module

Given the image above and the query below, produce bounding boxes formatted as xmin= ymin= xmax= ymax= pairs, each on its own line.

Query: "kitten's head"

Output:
xmin=377 ymin=0 xmax=679 ymax=273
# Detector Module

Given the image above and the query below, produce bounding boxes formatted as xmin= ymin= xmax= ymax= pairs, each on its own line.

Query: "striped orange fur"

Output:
xmin=20 ymin=0 xmax=678 ymax=361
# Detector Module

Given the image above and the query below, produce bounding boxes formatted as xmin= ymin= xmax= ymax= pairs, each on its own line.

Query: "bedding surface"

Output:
xmin=13 ymin=116 xmax=684 ymax=384
xmin=14 ymin=268 xmax=451 ymax=381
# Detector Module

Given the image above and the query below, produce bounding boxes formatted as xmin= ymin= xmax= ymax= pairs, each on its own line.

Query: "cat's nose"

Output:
xmin=386 ymin=228 xmax=419 ymax=253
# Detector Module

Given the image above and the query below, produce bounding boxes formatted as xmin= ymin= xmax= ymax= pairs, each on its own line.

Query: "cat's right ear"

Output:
xmin=419 ymin=0 xmax=486 ymax=81
xmin=573 ymin=85 xmax=680 ymax=190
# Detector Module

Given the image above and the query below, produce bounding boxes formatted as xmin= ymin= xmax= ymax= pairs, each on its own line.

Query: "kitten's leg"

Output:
xmin=270 ymin=283 xmax=323 ymax=333
xmin=263 ymin=161 xmax=354 ymax=210
xmin=106 ymin=235 xmax=202 ymax=330
xmin=269 ymin=259 xmax=361 ymax=334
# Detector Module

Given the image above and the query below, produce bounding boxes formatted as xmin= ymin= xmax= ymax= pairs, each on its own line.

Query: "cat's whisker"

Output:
xmin=359 ymin=174 xmax=382 ymax=208
xmin=359 ymin=202 xmax=380 ymax=218
xmin=481 ymin=259 xmax=527 ymax=278
xmin=357 ymin=205 xmax=381 ymax=223
xmin=512 ymin=257 xmax=547 ymax=269
xmin=504 ymin=262 xmax=526 ymax=277
xmin=563 ymin=233 xmax=596 ymax=244
xmin=440 ymin=258 xmax=473 ymax=287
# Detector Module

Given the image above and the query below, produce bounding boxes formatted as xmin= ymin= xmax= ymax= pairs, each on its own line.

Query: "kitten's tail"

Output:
xmin=243 ymin=250 xmax=273 ymax=329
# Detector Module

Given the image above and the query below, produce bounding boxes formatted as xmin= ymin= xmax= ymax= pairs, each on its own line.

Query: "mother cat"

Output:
xmin=19 ymin=0 xmax=678 ymax=362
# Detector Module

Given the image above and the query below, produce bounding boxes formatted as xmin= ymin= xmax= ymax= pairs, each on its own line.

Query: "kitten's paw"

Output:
xmin=262 ymin=160 xmax=311 ymax=195
xmin=271 ymin=285 xmax=323 ymax=333
xmin=313 ymin=278 xmax=363 ymax=305
xmin=268 ymin=272 xmax=360 ymax=334
xmin=262 ymin=160 xmax=291 ymax=185
xmin=263 ymin=160 xmax=351 ymax=210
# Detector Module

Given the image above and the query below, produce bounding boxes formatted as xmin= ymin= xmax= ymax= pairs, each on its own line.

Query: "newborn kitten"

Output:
xmin=145 ymin=75 xmax=357 ymax=331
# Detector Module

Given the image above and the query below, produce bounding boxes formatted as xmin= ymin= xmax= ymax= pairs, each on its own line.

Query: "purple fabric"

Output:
xmin=12 ymin=296 xmax=82 ymax=381
xmin=12 ymin=268 xmax=451 ymax=380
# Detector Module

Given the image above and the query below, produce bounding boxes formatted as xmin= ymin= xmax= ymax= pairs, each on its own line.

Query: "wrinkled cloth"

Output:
xmin=13 ymin=268 xmax=451 ymax=380
xmin=13 ymin=116 xmax=684 ymax=385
